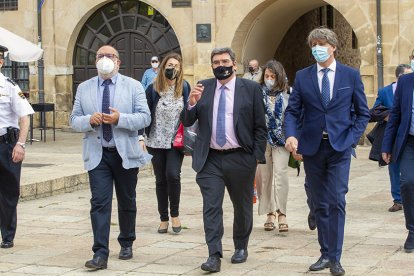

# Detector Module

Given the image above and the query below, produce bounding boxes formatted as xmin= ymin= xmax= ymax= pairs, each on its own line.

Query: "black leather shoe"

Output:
xmin=201 ymin=255 xmax=221 ymax=272
xmin=85 ymin=256 xmax=108 ymax=270
xmin=119 ymin=246 xmax=133 ymax=260
xmin=231 ymin=249 xmax=248 ymax=264
xmin=309 ymin=256 xmax=330 ymax=271
xmin=0 ymin=241 xmax=14 ymax=249
xmin=308 ymin=213 xmax=316 ymax=231
xmin=330 ymin=261 xmax=345 ymax=276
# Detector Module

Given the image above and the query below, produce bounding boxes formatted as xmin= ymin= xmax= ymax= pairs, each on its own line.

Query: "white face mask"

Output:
xmin=151 ymin=62 xmax=159 ymax=69
xmin=265 ymin=79 xmax=275 ymax=90
xmin=96 ymin=57 xmax=115 ymax=75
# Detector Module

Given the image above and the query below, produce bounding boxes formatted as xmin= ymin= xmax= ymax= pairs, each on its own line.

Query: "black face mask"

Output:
xmin=248 ymin=66 xmax=254 ymax=73
xmin=165 ymin=68 xmax=176 ymax=80
xmin=212 ymin=65 xmax=233 ymax=80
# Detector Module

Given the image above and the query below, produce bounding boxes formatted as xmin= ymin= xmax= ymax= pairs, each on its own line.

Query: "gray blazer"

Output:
xmin=70 ymin=73 xmax=152 ymax=171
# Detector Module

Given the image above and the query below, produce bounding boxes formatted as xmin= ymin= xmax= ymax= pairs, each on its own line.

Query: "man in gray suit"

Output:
xmin=71 ymin=45 xmax=151 ymax=270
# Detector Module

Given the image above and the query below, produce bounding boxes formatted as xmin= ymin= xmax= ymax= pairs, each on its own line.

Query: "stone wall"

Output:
xmin=274 ymin=8 xmax=361 ymax=86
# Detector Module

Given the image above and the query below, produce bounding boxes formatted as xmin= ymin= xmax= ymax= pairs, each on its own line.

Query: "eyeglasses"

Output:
xmin=96 ymin=53 xmax=118 ymax=60
xmin=151 ymin=60 xmax=158 ymax=63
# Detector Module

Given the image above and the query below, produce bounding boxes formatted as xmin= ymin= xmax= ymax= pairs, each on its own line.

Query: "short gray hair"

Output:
xmin=307 ymin=27 xmax=338 ymax=48
xmin=210 ymin=47 xmax=236 ymax=63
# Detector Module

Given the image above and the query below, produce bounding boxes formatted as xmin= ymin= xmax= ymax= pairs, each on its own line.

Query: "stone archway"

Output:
xmin=223 ymin=0 xmax=376 ymax=97
xmin=72 ymin=0 xmax=181 ymax=100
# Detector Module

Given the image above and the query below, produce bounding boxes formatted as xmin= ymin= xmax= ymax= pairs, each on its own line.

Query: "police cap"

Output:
xmin=0 ymin=45 xmax=8 ymax=59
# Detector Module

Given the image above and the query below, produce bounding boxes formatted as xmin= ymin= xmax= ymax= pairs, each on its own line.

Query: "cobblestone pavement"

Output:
xmin=0 ymin=136 xmax=412 ymax=275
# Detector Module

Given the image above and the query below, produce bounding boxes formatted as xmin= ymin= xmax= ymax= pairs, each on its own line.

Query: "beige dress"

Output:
xmin=256 ymin=91 xmax=290 ymax=216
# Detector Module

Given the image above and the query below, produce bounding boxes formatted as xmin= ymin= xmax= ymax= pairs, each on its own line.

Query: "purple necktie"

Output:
xmin=216 ymin=86 xmax=226 ymax=147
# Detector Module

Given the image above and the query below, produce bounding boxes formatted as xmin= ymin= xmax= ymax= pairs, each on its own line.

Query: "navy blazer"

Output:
xmin=181 ymin=77 xmax=267 ymax=173
xmin=374 ymin=82 xmax=395 ymax=109
xmin=284 ymin=62 xmax=370 ymax=156
xmin=382 ymin=72 xmax=414 ymax=162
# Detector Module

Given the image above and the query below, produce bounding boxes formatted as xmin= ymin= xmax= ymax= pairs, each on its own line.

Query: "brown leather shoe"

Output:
xmin=388 ymin=202 xmax=403 ymax=212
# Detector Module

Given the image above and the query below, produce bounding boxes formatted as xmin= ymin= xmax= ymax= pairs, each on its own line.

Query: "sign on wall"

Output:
xmin=196 ymin=24 xmax=211 ymax=42
xmin=172 ymin=0 xmax=191 ymax=7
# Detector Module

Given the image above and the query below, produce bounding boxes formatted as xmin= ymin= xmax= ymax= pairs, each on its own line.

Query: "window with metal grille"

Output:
xmin=0 ymin=0 xmax=18 ymax=11
xmin=1 ymin=57 xmax=30 ymax=95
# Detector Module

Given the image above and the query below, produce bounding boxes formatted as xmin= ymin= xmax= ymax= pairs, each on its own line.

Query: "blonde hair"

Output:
xmin=154 ymin=52 xmax=184 ymax=98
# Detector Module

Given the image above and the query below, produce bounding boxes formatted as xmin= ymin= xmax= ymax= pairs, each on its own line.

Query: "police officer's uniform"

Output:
xmin=0 ymin=45 xmax=34 ymax=248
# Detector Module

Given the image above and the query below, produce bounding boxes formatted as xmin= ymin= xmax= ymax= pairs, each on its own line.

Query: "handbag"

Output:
xmin=173 ymin=121 xmax=198 ymax=156
xmin=173 ymin=123 xmax=184 ymax=148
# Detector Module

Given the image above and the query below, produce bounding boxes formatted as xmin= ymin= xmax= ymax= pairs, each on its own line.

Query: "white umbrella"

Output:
xmin=0 ymin=27 xmax=43 ymax=62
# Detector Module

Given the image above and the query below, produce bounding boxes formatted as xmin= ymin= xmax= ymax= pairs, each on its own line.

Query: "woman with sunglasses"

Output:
xmin=142 ymin=52 xmax=190 ymax=234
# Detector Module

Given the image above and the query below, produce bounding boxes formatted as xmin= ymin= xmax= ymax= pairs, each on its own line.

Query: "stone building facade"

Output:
xmin=1 ymin=0 xmax=413 ymax=128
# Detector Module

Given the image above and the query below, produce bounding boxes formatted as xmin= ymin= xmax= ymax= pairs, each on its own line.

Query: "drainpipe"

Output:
xmin=376 ymin=0 xmax=384 ymax=89
xmin=37 ymin=0 xmax=45 ymax=104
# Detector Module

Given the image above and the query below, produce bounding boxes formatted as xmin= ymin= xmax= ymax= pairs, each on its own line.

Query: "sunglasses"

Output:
xmin=96 ymin=53 xmax=118 ymax=59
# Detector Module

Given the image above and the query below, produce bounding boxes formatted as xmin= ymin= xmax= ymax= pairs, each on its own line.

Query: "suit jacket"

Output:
xmin=382 ymin=72 xmax=414 ymax=162
xmin=284 ymin=62 xmax=370 ymax=156
xmin=374 ymin=82 xmax=395 ymax=109
xmin=181 ymin=77 xmax=267 ymax=173
xmin=70 ymin=73 xmax=152 ymax=171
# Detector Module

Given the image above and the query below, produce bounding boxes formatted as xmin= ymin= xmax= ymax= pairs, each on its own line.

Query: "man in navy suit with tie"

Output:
xmin=374 ymin=64 xmax=412 ymax=212
xmin=382 ymin=68 xmax=414 ymax=254
xmin=284 ymin=27 xmax=369 ymax=276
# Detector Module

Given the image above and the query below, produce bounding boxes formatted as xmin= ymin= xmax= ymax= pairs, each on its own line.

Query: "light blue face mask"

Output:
xmin=312 ymin=45 xmax=330 ymax=63
xmin=411 ymin=59 xmax=414 ymax=71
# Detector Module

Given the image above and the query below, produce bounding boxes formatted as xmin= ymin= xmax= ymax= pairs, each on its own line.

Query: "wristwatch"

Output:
xmin=16 ymin=142 xmax=26 ymax=149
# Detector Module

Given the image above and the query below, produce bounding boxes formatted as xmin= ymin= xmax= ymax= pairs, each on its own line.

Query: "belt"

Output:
xmin=210 ymin=147 xmax=243 ymax=154
xmin=322 ymin=133 xmax=329 ymax=140
xmin=102 ymin=147 xmax=117 ymax=152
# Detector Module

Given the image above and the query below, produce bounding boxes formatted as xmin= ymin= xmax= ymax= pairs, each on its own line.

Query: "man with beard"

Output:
xmin=71 ymin=45 xmax=151 ymax=269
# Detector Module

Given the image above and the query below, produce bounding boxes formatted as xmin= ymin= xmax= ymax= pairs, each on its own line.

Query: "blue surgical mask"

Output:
xmin=411 ymin=59 xmax=414 ymax=71
xmin=312 ymin=45 xmax=330 ymax=63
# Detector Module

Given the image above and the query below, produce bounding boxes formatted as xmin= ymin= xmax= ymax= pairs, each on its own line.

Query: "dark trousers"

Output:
xmin=399 ymin=135 xmax=414 ymax=248
xmin=389 ymin=161 xmax=401 ymax=203
xmin=0 ymin=142 xmax=20 ymax=243
xmin=147 ymin=147 xmax=184 ymax=221
xmin=304 ymin=176 xmax=315 ymax=217
xmin=87 ymin=149 xmax=138 ymax=259
xmin=303 ymin=140 xmax=351 ymax=262
xmin=196 ymin=149 xmax=256 ymax=257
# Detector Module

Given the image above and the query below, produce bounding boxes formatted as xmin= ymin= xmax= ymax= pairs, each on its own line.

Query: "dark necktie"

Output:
xmin=321 ymin=68 xmax=330 ymax=108
xmin=102 ymin=79 xmax=112 ymax=142
xmin=216 ymin=86 xmax=226 ymax=147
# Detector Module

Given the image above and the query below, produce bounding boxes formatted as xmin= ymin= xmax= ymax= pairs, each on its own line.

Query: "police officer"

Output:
xmin=0 ymin=45 xmax=34 ymax=249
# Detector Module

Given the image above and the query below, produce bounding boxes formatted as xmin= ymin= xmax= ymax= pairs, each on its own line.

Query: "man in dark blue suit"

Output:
xmin=374 ymin=64 xmax=412 ymax=212
xmin=284 ymin=27 xmax=370 ymax=276
xmin=382 ymin=70 xmax=414 ymax=254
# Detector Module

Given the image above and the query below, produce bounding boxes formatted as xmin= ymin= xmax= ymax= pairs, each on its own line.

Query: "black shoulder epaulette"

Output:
xmin=6 ymin=78 xmax=16 ymax=86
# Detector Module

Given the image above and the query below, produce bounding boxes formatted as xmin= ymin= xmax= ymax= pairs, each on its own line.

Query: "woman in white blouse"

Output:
xmin=143 ymin=52 xmax=190 ymax=234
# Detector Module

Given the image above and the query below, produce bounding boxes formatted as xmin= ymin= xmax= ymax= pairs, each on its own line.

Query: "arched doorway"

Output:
xmin=72 ymin=0 xmax=181 ymax=99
